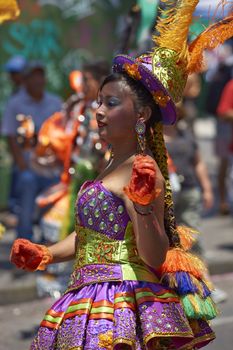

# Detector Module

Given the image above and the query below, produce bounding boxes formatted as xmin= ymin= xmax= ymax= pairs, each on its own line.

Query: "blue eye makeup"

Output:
xmin=97 ymin=95 xmax=121 ymax=108
xmin=107 ymin=97 xmax=121 ymax=107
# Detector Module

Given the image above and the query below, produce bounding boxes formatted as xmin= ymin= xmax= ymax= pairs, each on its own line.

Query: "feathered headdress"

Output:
xmin=113 ymin=0 xmax=233 ymax=124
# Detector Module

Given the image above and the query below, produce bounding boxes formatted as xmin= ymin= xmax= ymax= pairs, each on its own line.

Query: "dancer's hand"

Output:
xmin=10 ymin=239 xmax=53 ymax=271
xmin=124 ymin=155 xmax=161 ymax=205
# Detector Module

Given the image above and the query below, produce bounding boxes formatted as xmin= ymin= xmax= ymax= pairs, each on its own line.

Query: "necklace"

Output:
xmin=101 ymin=151 xmax=135 ymax=179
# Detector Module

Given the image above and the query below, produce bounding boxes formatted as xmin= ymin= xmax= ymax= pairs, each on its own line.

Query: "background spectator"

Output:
xmin=1 ymin=61 xmax=62 ymax=241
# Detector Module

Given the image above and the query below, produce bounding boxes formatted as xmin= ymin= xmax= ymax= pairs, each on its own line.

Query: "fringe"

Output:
xmin=158 ymin=248 xmax=207 ymax=278
xmin=160 ymin=272 xmax=213 ymax=297
xmin=158 ymin=245 xmax=217 ymax=320
xmin=181 ymin=294 xmax=218 ymax=320
xmin=177 ymin=225 xmax=198 ymax=251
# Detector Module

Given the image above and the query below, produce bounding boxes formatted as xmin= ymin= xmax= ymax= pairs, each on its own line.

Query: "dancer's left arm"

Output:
xmin=123 ymin=156 xmax=169 ymax=269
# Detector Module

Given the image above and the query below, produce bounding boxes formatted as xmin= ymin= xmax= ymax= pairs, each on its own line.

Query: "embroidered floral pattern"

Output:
xmin=123 ymin=63 xmax=142 ymax=80
xmin=98 ymin=330 xmax=113 ymax=349
xmin=95 ymin=241 xmax=117 ymax=263
xmin=152 ymin=90 xmax=171 ymax=108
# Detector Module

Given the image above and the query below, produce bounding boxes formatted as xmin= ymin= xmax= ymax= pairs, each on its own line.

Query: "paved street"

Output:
xmin=0 ymin=297 xmax=51 ymax=350
xmin=0 ymin=272 xmax=232 ymax=350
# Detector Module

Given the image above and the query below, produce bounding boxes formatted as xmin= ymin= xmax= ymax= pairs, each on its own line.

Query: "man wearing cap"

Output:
xmin=4 ymin=55 xmax=27 ymax=95
xmin=1 ymin=60 xmax=62 ymax=241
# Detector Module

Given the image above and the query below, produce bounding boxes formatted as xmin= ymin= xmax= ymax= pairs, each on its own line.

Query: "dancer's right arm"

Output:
xmin=10 ymin=231 xmax=78 ymax=271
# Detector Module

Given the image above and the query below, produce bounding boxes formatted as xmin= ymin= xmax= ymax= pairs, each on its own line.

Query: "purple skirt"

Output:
xmin=31 ymin=280 xmax=215 ymax=349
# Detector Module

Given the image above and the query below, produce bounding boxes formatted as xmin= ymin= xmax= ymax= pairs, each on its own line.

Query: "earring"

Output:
xmin=108 ymin=144 xmax=114 ymax=162
xmin=135 ymin=119 xmax=146 ymax=154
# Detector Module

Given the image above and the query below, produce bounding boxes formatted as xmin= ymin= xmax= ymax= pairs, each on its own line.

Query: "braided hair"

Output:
xmin=100 ymin=73 xmax=181 ymax=248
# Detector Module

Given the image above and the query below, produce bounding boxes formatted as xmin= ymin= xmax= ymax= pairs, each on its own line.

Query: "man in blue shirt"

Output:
xmin=1 ymin=61 xmax=62 ymax=241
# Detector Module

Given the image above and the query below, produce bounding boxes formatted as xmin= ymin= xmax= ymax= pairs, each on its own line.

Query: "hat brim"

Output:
xmin=113 ymin=55 xmax=177 ymax=125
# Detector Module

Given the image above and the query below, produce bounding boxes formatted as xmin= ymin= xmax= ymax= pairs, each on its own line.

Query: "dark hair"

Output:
xmin=100 ymin=72 xmax=180 ymax=248
xmin=82 ymin=59 xmax=111 ymax=83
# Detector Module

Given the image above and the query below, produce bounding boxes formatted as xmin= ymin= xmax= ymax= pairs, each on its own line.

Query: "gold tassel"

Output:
xmin=177 ymin=225 xmax=199 ymax=251
xmin=188 ymin=14 xmax=233 ymax=73
xmin=153 ymin=0 xmax=199 ymax=62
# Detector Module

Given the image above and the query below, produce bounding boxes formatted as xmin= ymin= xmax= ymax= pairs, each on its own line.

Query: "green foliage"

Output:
xmin=0 ymin=0 xmax=134 ymax=111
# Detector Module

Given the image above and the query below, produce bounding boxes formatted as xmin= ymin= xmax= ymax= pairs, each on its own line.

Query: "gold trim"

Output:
xmin=65 ymin=276 xmax=122 ymax=294
xmin=113 ymin=337 xmax=135 ymax=348
xmin=178 ymin=332 xmax=216 ymax=350
xmin=144 ymin=331 xmax=193 ymax=345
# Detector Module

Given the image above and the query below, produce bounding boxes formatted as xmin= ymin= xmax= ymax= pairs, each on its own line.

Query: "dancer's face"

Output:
xmin=96 ymin=80 xmax=138 ymax=144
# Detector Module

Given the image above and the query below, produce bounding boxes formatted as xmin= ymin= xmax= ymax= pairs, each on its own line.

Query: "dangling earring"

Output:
xmin=107 ymin=144 xmax=114 ymax=163
xmin=109 ymin=144 xmax=114 ymax=160
xmin=135 ymin=118 xmax=146 ymax=154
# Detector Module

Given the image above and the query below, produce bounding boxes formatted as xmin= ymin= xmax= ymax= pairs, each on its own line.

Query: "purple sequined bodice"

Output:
xmin=77 ymin=180 xmax=130 ymax=240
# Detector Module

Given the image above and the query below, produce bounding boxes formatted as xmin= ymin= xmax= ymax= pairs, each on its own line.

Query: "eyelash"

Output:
xmin=108 ymin=100 xmax=117 ymax=107
xmin=97 ymin=99 xmax=119 ymax=108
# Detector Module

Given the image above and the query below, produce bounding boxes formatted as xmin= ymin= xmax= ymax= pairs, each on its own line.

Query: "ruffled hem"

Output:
xmin=31 ymin=280 xmax=215 ymax=350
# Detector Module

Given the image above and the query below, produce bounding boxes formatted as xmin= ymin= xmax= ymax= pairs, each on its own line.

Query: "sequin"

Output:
xmin=99 ymin=221 xmax=106 ymax=230
xmin=88 ymin=218 xmax=93 ymax=226
xmin=113 ymin=224 xmax=119 ymax=233
xmin=94 ymin=209 xmax=100 ymax=218
xmin=102 ymin=201 xmax=109 ymax=211
xmin=89 ymin=198 xmax=96 ymax=207
xmin=87 ymin=188 xmax=95 ymax=195
xmin=83 ymin=207 xmax=89 ymax=216
xmin=98 ymin=191 xmax=105 ymax=199
xmin=117 ymin=205 xmax=124 ymax=214
xmin=108 ymin=213 xmax=115 ymax=222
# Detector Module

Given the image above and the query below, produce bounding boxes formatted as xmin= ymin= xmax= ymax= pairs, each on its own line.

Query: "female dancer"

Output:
xmin=10 ymin=1 xmax=233 ymax=348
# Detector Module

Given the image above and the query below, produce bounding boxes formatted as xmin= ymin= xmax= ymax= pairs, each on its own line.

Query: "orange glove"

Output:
xmin=10 ymin=239 xmax=53 ymax=272
xmin=124 ymin=155 xmax=161 ymax=205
